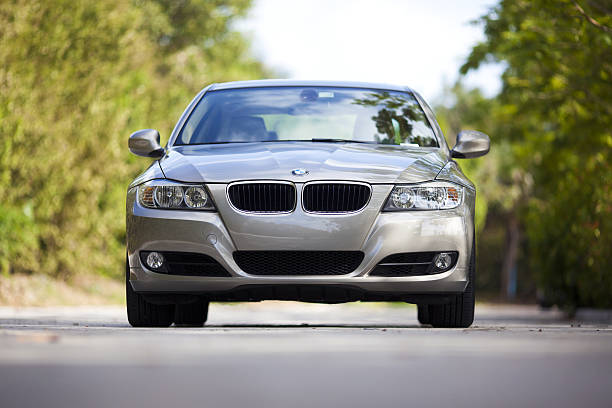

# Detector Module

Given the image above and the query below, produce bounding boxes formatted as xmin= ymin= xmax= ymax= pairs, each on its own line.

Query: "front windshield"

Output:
xmin=175 ymin=87 xmax=439 ymax=147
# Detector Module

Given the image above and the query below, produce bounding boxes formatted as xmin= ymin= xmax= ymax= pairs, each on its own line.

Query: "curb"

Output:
xmin=574 ymin=308 xmax=612 ymax=324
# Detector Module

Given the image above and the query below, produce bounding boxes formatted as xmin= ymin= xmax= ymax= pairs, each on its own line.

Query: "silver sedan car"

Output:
xmin=126 ymin=80 xmax=489 ymax=328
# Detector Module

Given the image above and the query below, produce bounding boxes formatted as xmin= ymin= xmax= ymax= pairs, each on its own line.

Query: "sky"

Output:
xmin=240 ymin=0 xmax=504 ymax=102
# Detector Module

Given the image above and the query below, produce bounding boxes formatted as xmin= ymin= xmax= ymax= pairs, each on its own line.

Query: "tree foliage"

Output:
xmin=0 ymin=0 xmax=269 ymax=278
xmin=436 ymin=83 xmax=534 ymax=299
xmin=460 ymin=0 xmax=612 ymax=309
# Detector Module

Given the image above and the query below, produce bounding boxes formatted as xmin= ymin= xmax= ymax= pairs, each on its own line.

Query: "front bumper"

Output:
xmin=126 ymin=184 xmax=474 ymax=299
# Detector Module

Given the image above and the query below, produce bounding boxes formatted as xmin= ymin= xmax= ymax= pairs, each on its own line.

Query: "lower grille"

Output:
xmin=370 ymin=263 xmax=431 ymax=277
xmin=303 ymin=183 xmax=371 ymax=212
xmin=369 ymin=251 xmax=458 ymax=277
xmin=233 ymin=251 xmax=364 ymax=276
xmin=139 ymin=251 xmax=231 ymax=277
xmin=228 ymin=182 xmax=295 ymax=212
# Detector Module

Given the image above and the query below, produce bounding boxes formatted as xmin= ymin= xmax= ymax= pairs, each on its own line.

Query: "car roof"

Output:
xmin=208 ymin=79 xmax=414 ymax=93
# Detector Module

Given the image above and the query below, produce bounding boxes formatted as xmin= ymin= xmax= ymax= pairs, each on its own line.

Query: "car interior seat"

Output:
xmin=227 ymin=116 xmax=268 ymax=142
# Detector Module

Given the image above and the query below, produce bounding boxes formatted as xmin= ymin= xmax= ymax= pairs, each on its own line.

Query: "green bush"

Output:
xmin=0 ymin=0 xmax=269 ymax=279
xmin=0 ymin=204 xmax=39 ymax=275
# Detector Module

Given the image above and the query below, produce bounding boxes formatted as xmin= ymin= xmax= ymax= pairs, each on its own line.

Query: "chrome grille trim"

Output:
xmin=378 ymin=262 xmax=431 ymax=266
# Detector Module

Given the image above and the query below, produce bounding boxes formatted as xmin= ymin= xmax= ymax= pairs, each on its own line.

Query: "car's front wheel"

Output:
xmin=126 ymin=256 xmax=174 ymax=327
xmin=417 ymin=304 xmax=430 ymax=325
xmin=174 ymin=300 xmax=209 ymax=327
xmin=417 ymin=240 xmax=475 ymax=328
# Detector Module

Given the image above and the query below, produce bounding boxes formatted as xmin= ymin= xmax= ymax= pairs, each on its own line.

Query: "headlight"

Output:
xmin=137 ymin=180 xmax=216 ymax=210
xmin=383 ymin=182 xmax=463 ymax=211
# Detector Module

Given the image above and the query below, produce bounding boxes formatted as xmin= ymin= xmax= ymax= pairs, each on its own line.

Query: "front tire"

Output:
xmin=426 ymin=240 xmax=476 ymax=328
xmin=417 ymin=304 xmax=430 ymax=325
xmin=126 ymin=256 xmax=174 ymax=327
xmin=174 ymin=300 xmax=209 ymax=327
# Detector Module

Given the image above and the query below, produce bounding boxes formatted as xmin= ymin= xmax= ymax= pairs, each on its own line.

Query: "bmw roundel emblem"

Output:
xmin=291 ymin=168 xmax=309 ymax=176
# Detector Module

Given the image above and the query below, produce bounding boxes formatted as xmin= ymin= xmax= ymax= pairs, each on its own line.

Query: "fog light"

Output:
xmin=434 ymin=252 xmax=452 ymax=270
xmin=146 ymin=251 xmax=165 ymax=269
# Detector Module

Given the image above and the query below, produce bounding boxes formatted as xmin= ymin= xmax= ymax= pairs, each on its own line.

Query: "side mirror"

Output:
xmin=128 ymin=129 xmax=164 ymax=158
xmin=451 ymin=130 xmax=490 ymax=159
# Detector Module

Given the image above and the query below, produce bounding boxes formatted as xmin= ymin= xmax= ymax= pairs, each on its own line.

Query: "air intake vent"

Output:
xmin=233 ymin=251 xmax=365 ymax=276
xmin=369 ymin=251 xmax=458 ymax=277
xmin=303 ymin=183 xmax=371 ymax=213
xmin=228 ymin=182 xmax=296 ymax=212
xmin=139 ymin=251 xmax=231 ymax=277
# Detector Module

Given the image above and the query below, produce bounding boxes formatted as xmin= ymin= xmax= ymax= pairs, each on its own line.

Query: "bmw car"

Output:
xmin=126 ymin=80 xmax=490 ymax=328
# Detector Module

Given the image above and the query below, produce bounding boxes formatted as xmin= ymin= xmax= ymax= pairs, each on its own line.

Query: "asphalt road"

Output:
xmin=0 ymin=302 xmax=610 ymax=408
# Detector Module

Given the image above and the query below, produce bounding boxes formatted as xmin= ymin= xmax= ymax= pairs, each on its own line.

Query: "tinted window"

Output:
xmin=176 ymin=87 xmax=439 ymax=147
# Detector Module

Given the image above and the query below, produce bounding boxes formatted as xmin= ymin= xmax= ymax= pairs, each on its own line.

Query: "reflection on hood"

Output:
xmin=160 ymin=142 xmax=447 ymax=184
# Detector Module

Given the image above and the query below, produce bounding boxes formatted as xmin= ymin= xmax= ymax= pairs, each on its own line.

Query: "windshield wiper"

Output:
xmin=184 ymin=139 xmax=376 ymax=145
xmin=259 ymin=139 xmax=299 ymax=142
xmin=309 ymin=138 xmax=374 ymax=144
xmin=180 ymin=141 xmax=254 ymax=145
xmin=258 ymin=139 xmax=373 ymax=144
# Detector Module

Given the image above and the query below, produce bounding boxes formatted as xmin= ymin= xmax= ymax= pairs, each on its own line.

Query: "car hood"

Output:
xmin=159 ymin=142 xmax=447 ymax=184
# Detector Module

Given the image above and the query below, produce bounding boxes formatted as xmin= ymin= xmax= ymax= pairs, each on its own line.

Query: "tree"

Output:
xmin=0 ymin=0 xmax=270 ymax=278
xmin=461 ymin=0 xmax=612 ymax=309
xmin=436 ymin=83 xmax=532 ymax=299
